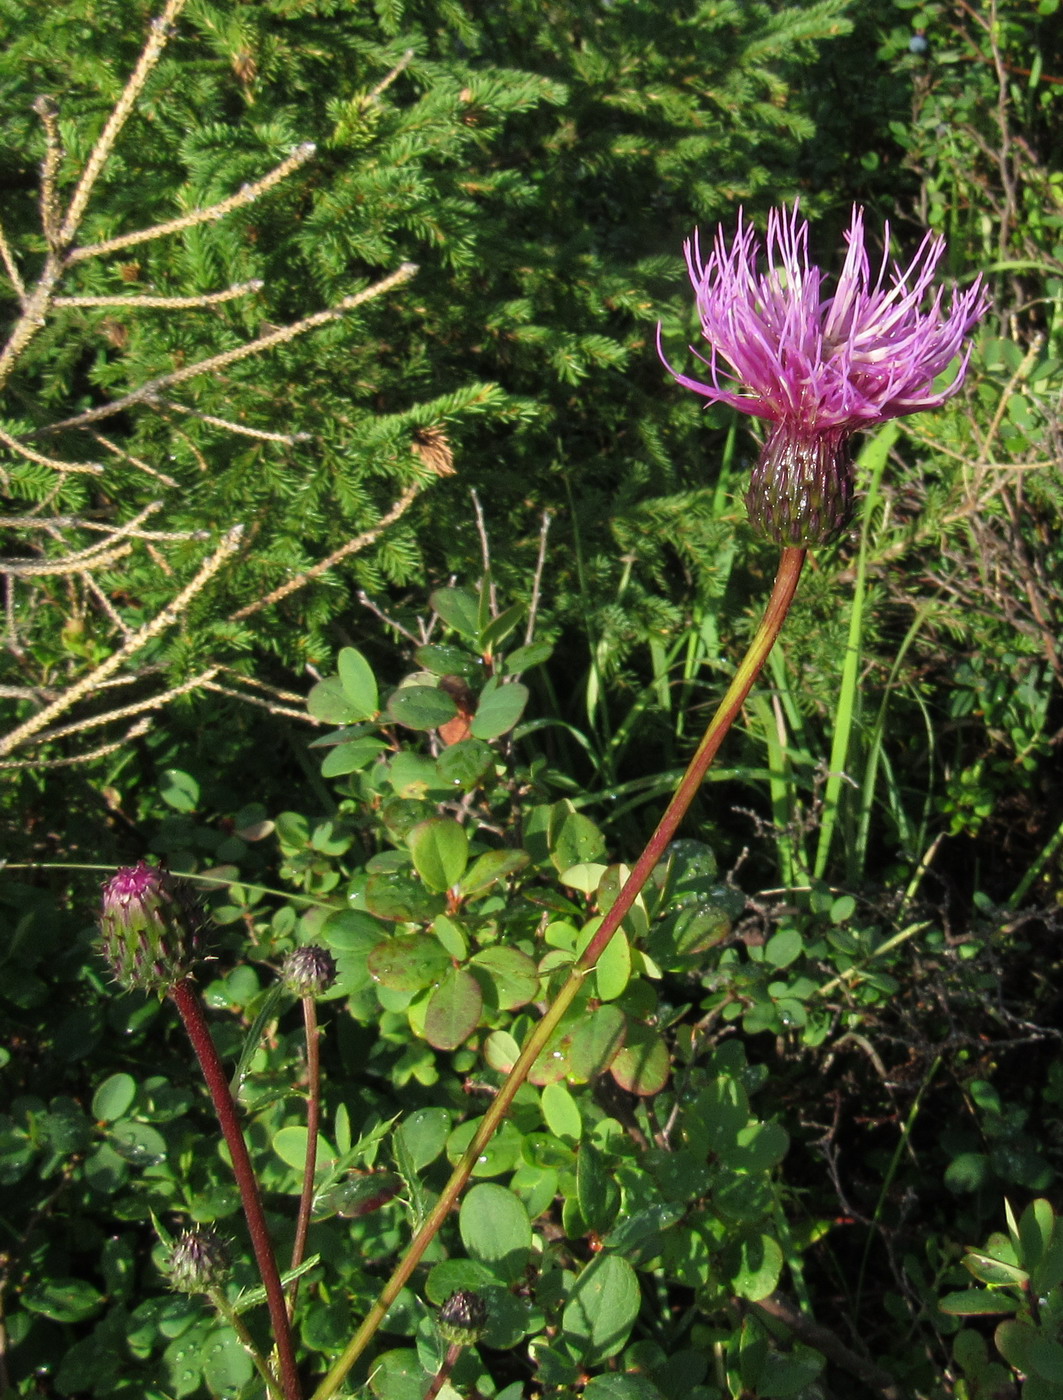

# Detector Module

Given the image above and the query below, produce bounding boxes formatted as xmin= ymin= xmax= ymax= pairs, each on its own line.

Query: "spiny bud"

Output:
xmin=438 ymin=1289 xmax=488 ymax=1346
xmin=166 ymin=1227 xmax=231 ymax=1293
xmin=280 ymin=945 xmax=337 ymax=999
xmin=99 ymin=861 xmax=204 ymax=995
xmin=744 ymin=426 xmax=855 ymax=548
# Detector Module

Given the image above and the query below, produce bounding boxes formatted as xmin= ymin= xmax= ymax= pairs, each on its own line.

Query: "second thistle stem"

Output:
xmin=170 ymin=980 xmax=303 ymax=1400
xmin=309 ymin=545 xmax=807 ymax=1400
xmin=288 ymin=994 xmax=322 ymax=1317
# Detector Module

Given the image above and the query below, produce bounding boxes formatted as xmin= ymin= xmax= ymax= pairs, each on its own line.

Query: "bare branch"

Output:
xmin=1 ymin=542 xmax=134 ymax=577
xmin=0 ymin=424 xmax=102 ymax=474
xmin=88 ymin=430 xmax=179 ymax=488
xmin=58 ymin=0 xmax=188 ymax=247
xmin=1 ymin=511 xmax=205 ymax=542
xmin=0 ymin=717 xmax=153 ymax=770
xmin=158 ymin=398 xmax=311 ymax=445
xmin=37 ymin=263 xmax=419 ymax=436
xmin=53 ymin=280 xmax=263 ymax=309
xmin=0 ymin=523 xmax=243 ymax=758
xmin=34 ymin=96 xmax=64 ymax=251
xmin=525 ymin=510 xmax=552 ymax=646
xmin=19 ymin=668 xmax=219 ymax=747
xmin=370 ymin=49 xmax=415 ymax=100
xmin=65 ymin=146 xmax=316 ymax=266
xmin=0 ymin=220 xmax=26 ymax=303
xmin=202 ymin=679 xmax=320 ymax=725
xmin=229 ymin=482 xmax=421 ymax=622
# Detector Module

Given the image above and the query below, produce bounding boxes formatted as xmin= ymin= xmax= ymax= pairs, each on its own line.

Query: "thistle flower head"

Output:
xmin=166 ymin=1226 xmax=231 ymax=1293
xmin=99 ymin=860 xmax=204 ymax=995
xmin=280 ymin=944 xmax=337 ymax=999
xmin=661 ymin=203 xmax=990 ymax=545
xmin=438 ymin=1288 xmax=488 ymax=1346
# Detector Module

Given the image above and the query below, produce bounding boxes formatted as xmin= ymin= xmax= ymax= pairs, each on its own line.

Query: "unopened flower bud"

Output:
xmin=745 ymin=426 xmax=854 ymax=547
xmin=438 ymin=1289 xmax=488 ymax=1346
xmin=281 ymin=945 xmax=337 ymax=998
xmin=166 ymin=1227 xmax=231 ymax=1292
xmin=99 ymin=861 xmax=204 ymax=995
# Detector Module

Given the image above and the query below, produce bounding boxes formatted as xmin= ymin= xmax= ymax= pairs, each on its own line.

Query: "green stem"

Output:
xmin=288 ymin=995 xmax=321 ymax=1317
xmin=169 ymin=981 xmax=302 ymax=1400
xmin=308 ymin=546 xmax=807 ymax=1400
xmin=207 ymin=1287 xmax=285 ymax=1400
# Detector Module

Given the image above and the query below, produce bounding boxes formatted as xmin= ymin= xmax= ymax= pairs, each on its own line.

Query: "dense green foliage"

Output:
xmin=3 ymin=0 xmax=1063 ymax=1397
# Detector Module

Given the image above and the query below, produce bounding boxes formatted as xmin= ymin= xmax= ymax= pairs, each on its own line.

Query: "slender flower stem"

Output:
xmin=288 ymin=995 xmax=322 ymax=1317
xmin=308 ymin=546 xmax=807 ymax=1400
xmin=169 ymin=980 xmax=303 ymax=1400
xmin=423 ymin=1343 xmax=462 ymax=1400
xmin=207 ymin=1287 xmax=285 ymax=1400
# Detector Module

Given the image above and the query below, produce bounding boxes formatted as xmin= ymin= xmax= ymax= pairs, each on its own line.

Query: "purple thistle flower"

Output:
xmin=661 ymin=203 xmax=990 ymax=546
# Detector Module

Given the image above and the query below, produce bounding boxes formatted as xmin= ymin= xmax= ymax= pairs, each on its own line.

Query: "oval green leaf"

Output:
xmin=368 ymin=934 xmax=451 ymax=992
xmin=609 ymin=1023 xmax=670 ymax=1096
xmin=92 ymin=1072 xmax=137 ymax=1123
xmin=459 ymin=1182 xmax=532 ymax=1283
xmin=387 ymin=685 xmax=459 ymax=731
xmin=423 ymin=968 xmax=482 ymax=1050
xmin=470 ymin=680 xmax=528 ymax=740
xmin=337 ymin=647 xmax=379 ymax=718
xmin=562 ymin=1253 xmax=641 ymax=1364
xmin=407 ymin=818 xmax=469 ymax=892
xmin=470 ymin=946 xmax=539 ymax=1009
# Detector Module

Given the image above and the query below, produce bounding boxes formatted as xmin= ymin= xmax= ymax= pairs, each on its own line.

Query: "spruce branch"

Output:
xmin=37 ymin=263 xmax=419 ymax=436
xmin=228 ymin=480 xmax=422 ymax=622
xmin=0 ymin=524 xmax=243 ymax=759
xmin=53 ymin=280 xmax=263 ymax=309
xmin=65 ymin=145 xmax=316 ymax=265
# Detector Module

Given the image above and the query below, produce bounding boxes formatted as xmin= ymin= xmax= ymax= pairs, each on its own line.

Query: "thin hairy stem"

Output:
xmin=169 ymin=981 xmax=302 ymax=1400
xmin=287 ymin=996 xmax=322 ymax=1318
xmin=206 ymin=1287 xmax=284 ymax=1400
xmin=423 ymin=1343 xmax=462 ymax=1400
xmin=309 ymin=546 xmax=807 ymax=1400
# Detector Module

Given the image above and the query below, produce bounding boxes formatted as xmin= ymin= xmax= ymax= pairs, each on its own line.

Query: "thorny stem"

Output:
xmin=169 ymin=981 xmax=302 ymax=1400
xmin=288 ymin=996 xmax=322 ymax=1318
xmin=309 ymin=546 xmax=808 ymax=1400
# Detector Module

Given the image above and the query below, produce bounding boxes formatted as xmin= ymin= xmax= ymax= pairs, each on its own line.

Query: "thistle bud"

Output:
xmin=744 ymin=426 xmax=854 ymax=548
xmin=280 ymin=945 xmax=337 ymax=999
xmin=438 ymin=1289 xmax=488 ymax=1346
xmin=99 ymin=861 xmax=204 ymax=995
xmin=166 ymin=1227 xmax=231 ymax=1293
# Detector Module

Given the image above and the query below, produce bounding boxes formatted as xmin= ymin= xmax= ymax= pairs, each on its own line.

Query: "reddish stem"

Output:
xmin=169 ymin=979 xmax=302 ymax=1400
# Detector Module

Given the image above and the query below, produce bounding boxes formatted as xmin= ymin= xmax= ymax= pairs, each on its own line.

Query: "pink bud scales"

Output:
xmin=660 ymin=203 xmax=990 ymax=546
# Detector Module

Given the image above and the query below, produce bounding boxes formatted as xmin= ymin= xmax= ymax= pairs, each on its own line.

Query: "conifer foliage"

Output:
xmin=0 ymin=0 xmax=853 ymax=770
